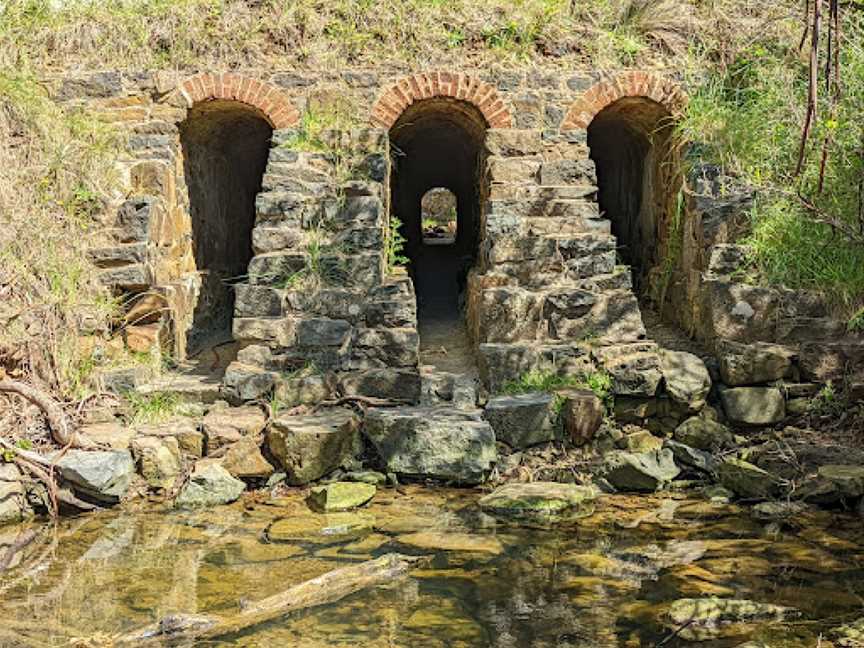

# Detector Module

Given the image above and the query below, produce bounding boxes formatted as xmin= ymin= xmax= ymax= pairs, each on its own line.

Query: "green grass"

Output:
xmin=675 ymin=11 xmax=864 ymax=320
xmin=123 ymin=391 xmax=182 ymax=425
xmin=501 ymin=368 xmax=614 ymax=410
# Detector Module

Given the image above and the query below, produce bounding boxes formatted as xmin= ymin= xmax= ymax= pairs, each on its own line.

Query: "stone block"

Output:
xmin=220 ymin=436 xmax=275 ymax=480
xmin=99 ymin=263 xmax=152 ymax=290
xmin=660 ymin=350 xmax=712 ymax=412
xmin=539 ymin=159 xmax=597 ymax=186
xmin=54 ymin=450 xmax=135 ymax=503
xmin=56 ymin=72 xmax=122 ymax=100
xmin=593 ymin=342 xmax=663 ymax=397
xmin=332 ymin=196 xmax=384 ymax=227
xmin=719 ymin=387 xmax=786 ymax=426
xmin=717 ymin=340 xmax=795 ymax=386
xmin=799 ymin=341 xmax=864 ymax=383
xmin=717 ymin=458 xmax=779 ymax=499
xmin=558 ymin=388 xmax=603 ymax=445
xmin=202 ymin=405 xmax=267 ymax=452
xmin=246 ymin=252 xmax=307 ymax=285
xmin=124 ymin=292 xmax=168 ymax=325
xmin=701 ymin=280 xmax=779 ymax=343
xmin=223 ymin=362 xmax=278 ymax=402
xmin=80 ymin=422 xmax=135 ymax=450
xmin=471 ymin=286 xmax=541 ymax=343
xmin=135 ymin=420 xmax=204 ymax=457
xmin=487 ymin=156 xmax=541 ymax=184
xmin=234 ymin=284 xmax=285 ymax=318
xmin=485 ymin=130 xmax=543 ymax=157
xmin=131 ymin=436 xmax=182 ymax=489
xmin=296 ymin=318 xmax=352 ymax=347
xmin=674 ymin=416 xmax=733 ymax=451
xmin=706 ymin=244 xmax=751 ymax=277
xmin=483 ymin=392 xmax=560 ymax=449
xmin=89 ymin=243 xmax=148 ymax=268
xmin=340 ymin=368 xmax=421 ymax=402
xmin=130 ymin=160 xmax=173 ymax=198
xmin=601 ymin=449 xmax=680 ymax=492
xmin=364 ymin=407 xmax=496 ymax=484
xmin=232 ymin=317 xmax=297 ymax=346
xmin=175 ymin=462 xmax=245 ymax=508
xmin=350 ymin=327 xmax=419 ymax=369
xmin=252 ymin=226 xmax=302 ymax=253
xmin=268 ymin=409 xmax=359 ymax=485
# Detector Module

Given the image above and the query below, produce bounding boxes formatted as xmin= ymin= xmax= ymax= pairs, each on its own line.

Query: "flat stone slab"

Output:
xmin=478 ymin=482 xmax=598 ymax=523
xmin=395 ymin=531 xmax=503 ymax=555
xmin=601 ymin=449 xmax=680 ymax=492
xmin=364 ymin=407 xmax=496 ymax=484
xmin=719 ymin=387 xmax=786 ymax=426
xmin=308 ymin=482 xmax=376 ymax=512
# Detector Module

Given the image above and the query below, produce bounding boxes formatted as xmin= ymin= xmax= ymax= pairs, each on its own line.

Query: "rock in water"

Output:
xmin=363 ymin=407 xmax=496 ymax=484
xmin=54 ymin=450 xmax=135 ymax=503
xmin=717 ymin=458 xmax=779 ymax=499
xmin=0 ymin=464 xmax=29 ymax=525
xmin=267 ymin=409 xmax=359 ymax=485
xmin=396 ymin=532 xmax=503 ymax=555
xmin=601 ymin=449 xmax=680 ymax=492
xmin=483 ymin=392 xmax=559 ymax=449
xmin=308 ymin=482 xmax=376 ymax=512
xmin=660 ymin=350 xmax=712 ymax=412
xmin=175 ymin=462 xmax=245 ymax=508
xmin=478 ymin=482 xmax=598 ymax=524
xmin=664 ymin=598 xmax=796 ymax=641
xmin=831 ymin=617 xmax=864 ymax=647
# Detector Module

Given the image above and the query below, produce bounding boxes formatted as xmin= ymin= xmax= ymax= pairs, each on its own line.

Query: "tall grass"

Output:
xmin=676 ymin=9 xmax=864 ymax=317
xmin=0 ymin=70 xmax=120 ymax=397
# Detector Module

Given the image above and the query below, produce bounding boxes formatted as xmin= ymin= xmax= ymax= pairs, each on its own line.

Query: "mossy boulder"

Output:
xmin=308 ymin=481 xmax=376 ymax=512
xmin=717 ymin=458 xmax=779 ymax=499
xmin=478 ymin=481 xmax=598 ymax=523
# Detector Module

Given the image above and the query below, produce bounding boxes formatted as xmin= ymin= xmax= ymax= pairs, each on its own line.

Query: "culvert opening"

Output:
xmin=180 ymin=101 xmax=273 ymax=356
xmin=587 ymin=97 xmax=674 ymax=294
xmin=389 ymin=99 xmax=487 ymax=374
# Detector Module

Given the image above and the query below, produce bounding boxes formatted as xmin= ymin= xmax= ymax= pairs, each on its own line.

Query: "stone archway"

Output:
xmin=563 ymin=72 xmax=687 ymax=294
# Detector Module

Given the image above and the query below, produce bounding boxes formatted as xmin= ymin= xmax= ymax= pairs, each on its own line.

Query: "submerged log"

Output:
xmin=116 ymin=552 xmax=429 ymax=645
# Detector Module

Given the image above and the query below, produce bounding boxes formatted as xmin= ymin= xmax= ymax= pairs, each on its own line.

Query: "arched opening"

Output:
xmin=587 ymin=97 xmax=674 ymax=294
xmin=179 ymin=101 xmax=273 ymax=355
xmin=421 ymin=187 xmax=458 ymax=245
xmin=389 ymin=99 xmax=487 ymax=373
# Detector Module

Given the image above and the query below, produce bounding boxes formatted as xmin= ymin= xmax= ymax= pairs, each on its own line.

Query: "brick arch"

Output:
xmin=178 ymin=72 xmax=300 ymax=129
xmin=561 ymin=71 xmax=687 ymax=130
xmin=370 ymin=72 xmax=513 ymax=129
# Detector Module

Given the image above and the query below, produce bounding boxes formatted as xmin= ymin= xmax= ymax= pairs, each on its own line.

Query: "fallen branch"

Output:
xmin=0 ymin=379 xmax=84 ymax=447
xmin=116 ymin=553 xmax=429 ymax=645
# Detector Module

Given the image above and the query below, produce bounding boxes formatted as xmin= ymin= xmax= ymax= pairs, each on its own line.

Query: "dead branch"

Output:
xmin=0 ymin=379 xmax=84 ymax=447
xmin=795 ymin=0 xmax=822 ymax=176
xmin=115 ymin=553 xmax=430 ymax=645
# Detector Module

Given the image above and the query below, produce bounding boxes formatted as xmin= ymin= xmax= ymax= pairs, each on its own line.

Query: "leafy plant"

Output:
xmin=123 ymin=391 xmax=181 ymax=425
xmin=387 ymin=215 xmax=409 ymax=271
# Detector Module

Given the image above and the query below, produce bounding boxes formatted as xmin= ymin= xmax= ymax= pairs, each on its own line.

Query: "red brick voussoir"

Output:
xmin=370 ymin=72 xmax=513 ymax=129
xmin=561 ymin=71 xmax=688 ymax=130
xmin=179 ymin=72 xmax=300 ymax=129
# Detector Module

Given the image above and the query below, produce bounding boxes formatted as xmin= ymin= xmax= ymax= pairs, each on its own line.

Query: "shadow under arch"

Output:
xmin=179 ymin=100 xmax=273 ymax=355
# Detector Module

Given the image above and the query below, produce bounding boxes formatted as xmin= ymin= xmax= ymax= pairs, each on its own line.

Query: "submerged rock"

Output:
xmin=717 ymin=458 xmax=779 ymax=499
xmin=396 ymin=531 xmax=503 ymax=555
xmin=478 ymin=482 xmax=598 ymax=523
xmin=267 ymin=408 xmax=359 ymax=485
xmin=308 ymin=481 xmax=376 ymax=512
xmin=175 ymin=462 xmax=245 ymax=508
xmin=0 ymin=464 xmax=30 ymax=525
xmin=363 ymin=406 xmax=496 ymax=484
xmin=601 ymin=449 xmax=680 ymax=492
xmin=483 ymin=392 xmax=559 ymax=449
xmin=55 ymin=449 xmax=135 ymax=503
xmin=663 ymin=597 xmax=797 ymax=641
xmin=266 ymin=512 xmax=374 ymax=542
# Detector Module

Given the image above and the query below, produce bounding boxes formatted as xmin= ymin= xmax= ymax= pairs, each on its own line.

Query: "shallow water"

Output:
xmin=1 ymin=487 xmax=863 ymax=647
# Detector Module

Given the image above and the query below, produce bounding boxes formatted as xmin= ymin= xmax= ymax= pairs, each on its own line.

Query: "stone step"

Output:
xmin=137 ymin=371 xmax=224 ymax=405
xmin=420 ymin=367 xmax=478 ymax=409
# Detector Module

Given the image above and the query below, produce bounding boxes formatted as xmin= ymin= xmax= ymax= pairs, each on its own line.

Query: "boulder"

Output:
xmin=717 ymin=340 xmax=795 ymax=386
xmin=674 ymin=416 xmax=733 ymax=451
xmin=593 ymin=343 xmax=663 ymax=397
xmin=665 ymin=440 xmax=718 ymax=474
xmin=664 ymin=598 xmax=796 ymax=641
xmin=0 ymin=464 xmax=29 ymax=525
xmin=135 ymin=420 xmax=204 ymax=457
xmin=202 ymin=405 xmax=267 ymax=452
xmin=831 ymin=617 xmax=864 ymax=647
xmin=220 ymin=436 xmax=275 ymax=480
xmin=55 ymin=450 xmax=135 ymax=503
xmin=483 ymin=392 xmax=559 ymax=449
xmin=800 ymin=465 xmax=864 ymax=505
xmin=478 ymin=482 xmax=598 ymax=524
xmin=621 ymin=430 xmax=663 ymax=453
xmin=266 ymin=512 xmax=374 ymax=543
xmin=130 ymin=436 xmax=182 ymax=489
xmin=799 ymin=341 xmax=864 ymax=383
xmin=601 ymin=449 xmax=680 ymax=492
xmin=363 ymin=407 xmax=496 ymax=484
xmin=175 ymin=462 xmax=245 ymax=508
xmin=719 ymin=387 xmax=785 ymax=426
xmin=308 ymin=482 xmax=376 ymax=512
xmin=267 ymin=409 xmax=359 ymax=485
xmin=222 ymin=362 xmax=277 ymax=401
xmin=717 ymin=458 xmax=779 ymax=499
xmin=557 ymin=388 xmax=603 ymax=445
xmin=660 ymin=350 xmax=712 ymax=412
